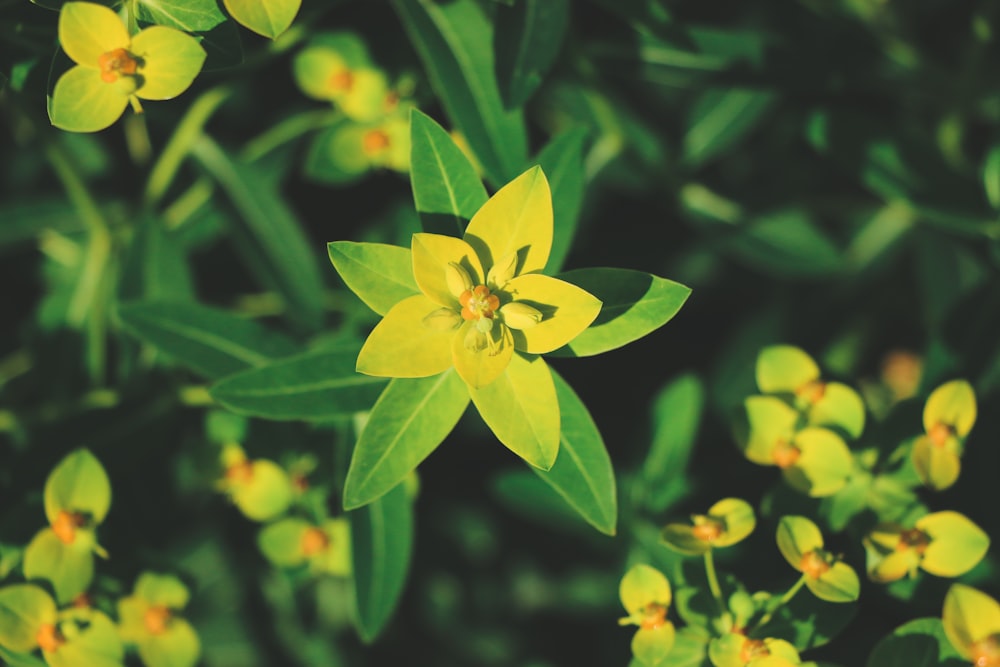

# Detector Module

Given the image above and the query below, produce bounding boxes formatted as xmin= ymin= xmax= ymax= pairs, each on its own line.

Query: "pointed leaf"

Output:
xmin=328 ymin=241 xmax=419 ymax=316
xmin=350 ymin=482 xmax=413 ymax=642
xmin=392 ymin=0 xmax=527 ymax=184
xmin=409 ymin=108 xmax=488 ymax=236
xmin=549 ymin=269 xmax=690 ymax=357
xmin=119 ymin=214 xmax=195 ymax=303
xmin=527 ymin=369 xmax=616 ymax=535
xmin=135 ymin=0 xmax=227 ymax=32
xmin=641 ymin=374 xmax=704 ymax=511
xmin=223 ymin=0 xmax=301 ymax=38
xmin=536 ymin=127 xmax=587 ymax=274
xmin=683 ymin=88 xmax=775 ymax=166
xmin=494 ymin=0 xmax=568 ymax=109
xmin=866 ymin=618 xmax=965 ymax=667
xmin=776 ymin=516 xmax=824 ymax=571
xmin=117 ymin=301 xmax=297 ymax=379
xmin=343 ymin=371 xmax=469 ymax=509
xmin=808 ymin=561 xmax=860 ymax=603
xmin=468 ymin=353 xmax=559 ymax=469
xmin=44 ymin=448 xmax=111 ymax=525
xmin=210 ymin=347 xmax=387 ymax=420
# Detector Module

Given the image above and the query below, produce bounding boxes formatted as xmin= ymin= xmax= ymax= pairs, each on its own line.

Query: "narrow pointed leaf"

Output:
xmin=494 ymin=0 xmax=569 ymax=109
xmin=409 ymin=108 xmax=488 ymax=236
xmin=536 ymin=127 xmax=587 ymax=274
xmin=549 ymin=268 xmax=690 ymax=357
xmin=350 ymin=482 xmax=413 ymax=642
xmin=343 ymin=371 xmax=469 ymax=509
xmin=641 ymin=374 xmax=704 ymax=511
xmin=118 ymin=301 xmax=297 ymax=379
xmin=328 ymin=241 xmax=419 ymax=316
xmin=210 ymin=347 xmax=388 ymax=420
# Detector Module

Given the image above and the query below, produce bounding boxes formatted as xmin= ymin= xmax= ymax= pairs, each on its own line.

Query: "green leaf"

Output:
xmin=118 ymin=214 xmax=195 ymax=303
xmin=536 ymin=127 xmax=588 ymax=274
xmin=641 ymin=374 xmax=704 ymax=512
xmin=22 ymin=529 xmax=95 ymax=604
xmin=392 ymin=0 xmax=527 ymax=185
xmin=223 ymin=0 xmax=301 ymax=38
xmin=550 ymin=268 xmax=691 ymax=357
xmin=494 ymin=0 xmax=568 ymax=109
xmin=726 ymin=209 xmax=843 ymax=278
xmin=303 ymin=122 xmax=371 ymax=185
xmin=984 ymin=146 xmax=1000 ymax=210
xmin=468 ymin=353 xmax=559 ymax=470
xmin=866 ymin=618 xmax=966 ymax=667
xmin=409 ymin=108 xmax=489 ymax=236
xmin=209 ymin=347 xmax=388 ymax=420
xmin=191 ymin=137 xmax=325 ymax=331
xmin=0 ymin=646 xmax=48 ymax=667
xmin=135 ymin=0 xmax=227 ymax=32
xmin=683 ymin=89 xmax=775 ymax=166
xmin=350 ymin=481 xmax=413 ymax=642
xmin=527 ymin=369 xmax=616 ymax=535
xmin=44 ymin=448 xmax=111 ymax=525
xmin=0 ymin=584 xmax=56 ymax=653
xmin=117 ymin=301 xmax=298 ymax=379
xmin=328 ymin=241 xmax=419 ymax=316
xmin=343 ymin=370 xmax=469 ymax=509
xmin=762 ymin=585 xmax=857 ymax=652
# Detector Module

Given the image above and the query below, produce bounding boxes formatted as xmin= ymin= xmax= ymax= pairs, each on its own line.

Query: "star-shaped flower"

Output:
xmin=355 ymin=166 xmax=601 ymax=389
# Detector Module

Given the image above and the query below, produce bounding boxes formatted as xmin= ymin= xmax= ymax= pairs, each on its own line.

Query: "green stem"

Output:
xmin=704 ymin=550 xmax=726 ymax=614
xmin=754 ymin=574 xmax=808 ymax=631
xmin=240 ymin=109 xmax=341 ymax=162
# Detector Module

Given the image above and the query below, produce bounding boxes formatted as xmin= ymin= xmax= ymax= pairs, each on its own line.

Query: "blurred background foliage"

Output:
xmin=1 ymin=0 xmax=999 ymax=665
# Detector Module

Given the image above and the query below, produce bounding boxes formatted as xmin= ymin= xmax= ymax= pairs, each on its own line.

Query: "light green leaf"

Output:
xmin=22 ymin=529 xmax=94 ymax=604
xmin=117 ymin=301 xmax=297 ymax=379
xmin=866 ymin=618 xmax=965 ymax=667
xmin=223 ymin=0 xmax=301 ymax=38
xmin=810 ymin=382 xmax=866 ymax=440
xmin=469 ymin=353 xmax=559 ymax=470
xmin=620 ymin=563 xmax=671 ymax=616
xmin=0 ymin=585 xmax=57 ymax=653
xmin=136 ymin=0 xmax=227 ymax=32
xmin=527 ymin=369 xmax=616 ymax=535
xmin=409 ymin=108 xmax=489 ymax=236
xmin=191 ymin=137 xmax=325 ymax=331
xmin=46 ymin=609 xmax=123 ymax=667
xmin=392 ymin=0 xmax=527 ymax=185
xmin=44 ymin=448 xmax=111 ymax=525
xmin=350 ymin=481 xmax=413 ymax=642
xmin=549 ymin=268 xmax=690 ymax=357
xmin=641 ymin=374 xmax=704 ymax=512
xmin=683 ymin=88 xmax=775 ymax=166
xmin=727 ymin=209 xmax=843 ymax=278
xmin=304 ymin=122 xmax=371 ymax=185
xmin=328 ymin=241 xmax=419 ymax=316
xmin=776 ymin=515 xmax=823 ymax=571
xmin=494 ymin=0 xmax=568 ymax=109
xmin=536 ymin=126 xmax=587 ymax=274
xmin=984 ymin=146 xmax=1000 ymax=210
xmin=131 ymin=26 xmax=206 ymax=101
xmin=343 ymin=370 xmax=469 ymax=509
xmin=48 ymin=65 xmax=130 ymax=133
xmin=210 ymin=347 xmax=387 ymax=421
xmin=118 ymin=213 xmax=195 ymax=303
xmin=0 ymin=646 xmax=48 ymax=667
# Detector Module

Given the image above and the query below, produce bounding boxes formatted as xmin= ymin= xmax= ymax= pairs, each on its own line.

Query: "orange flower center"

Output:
xmin=800 ymin=549 xmax=832 ymax=579
xmin=772 ymin=439 xmax=801 ymax=469
xmin=98 ymin=48 xmax=139 ymax=83
xmin=144 ymin=605 xmax=172 ymax=635
xmin=460 ymin=285 xmax=500 ymax=321
xmin=301 ymin=527 xmax=329 ymax=557
xmin=639 ymin=602 xmax=668 ymax=630
xmin=36 ymin=623 xmax=64 ymax=653
xmin=225 ymin=460 xmax=254 ymax=484
xmin=971 ymin=634 xmax=1000 ymax=667
xmin=52 ymin=510 xmax=85 ymax=545
xmin=362 ymin=130 xmax=391 ymax=155
xmin=896 ymin=528 xmax=931 ymax=555
xmin=691 ymin=515 xmax=725 ymax=542
xmin=740 ymin=638 xmax=770 ymax=661
xmin=328 ymin=69 xmax=354 ymax=92
xmin=928 ymin=421 xmax=955 ymax=448
xmin=796 ymin=380 xmax=827 ymax=404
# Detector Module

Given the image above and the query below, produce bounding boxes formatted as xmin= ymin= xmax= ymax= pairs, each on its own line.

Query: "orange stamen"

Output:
xmin=928 ymin=422 xmax=954 ymax=448
xmin=328 ymin=70 xmax=354 ymax=92
xmin=691 ymin=516 xmax=724 ymax=542
xmin=36 ymin=624 xmax=64 ymax=653
xmin=800 ymin=550 xmax=832 ymax=579
xmin=639 ymin=602 xmax=667 ymax=630
xmin=740 ymin=638 xmax=769 ymax=661
xmin=772 ymin=440 xmax=801 ymax=469
xmin=52 ymin=510 xmax=84 ymax=545
xmin=460 ymin=285 xmax=500 ymax=321
xmin=301 ymin=527 xmax=329 ymax=557
xmin=796 ymin=380 xmax=827 ymax=405
xmin=897 ymin=528 xmax=931 ymax=555
xmin=971 ymin=634 xmax=1000 ymax=667
xmin=98 ymin=48 xmax=138 ymax=83
xmin=144 ymin=605 xmax=171 ymax=635
xmin=362 ymin=130 xmax=390 ymax=154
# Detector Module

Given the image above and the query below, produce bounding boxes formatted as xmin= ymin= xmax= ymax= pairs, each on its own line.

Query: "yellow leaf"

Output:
xmin=451 ymin=320 xmax=513 ymax=388
xmin=49 ymin=65 xmax=130 ymax=133
xmin=59 ymin=2 xmax=129 ymax=68
xmin=504 ymin=273 xmax=601 ymax=354
xmin=130 ymin=26 xmax=206 ymax=100
xmin=943 ymin=584 xmax=1000 ymax=659
xmin=923 ymin=379 xmax=977 ymax=437
xmin=357 ymin=295 xmax=455 ymax=378
xmin=411 ymin=233 xmax=483 ymax=308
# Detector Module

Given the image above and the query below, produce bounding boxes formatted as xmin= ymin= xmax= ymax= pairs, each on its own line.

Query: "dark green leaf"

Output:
xmin=725 ymin=209 xmax=842 ymax=278
xmin=117 ymin=301 xmax=297 ymax=379
xmin=0 ymin=199 xmax=80 ymax=249
xmin=761 ymin=586 xmax=857 ymax=652
xmin=350 ymin=482 xmax=413 ymax=642
xmin=494 ymin=0 xmax=569 ymax=110
xmin=641 ymin=374 xmax=704 ymax=512
xmin=118 ymin=214 xmax=195 ymax=303
xmin=343 ymin=370 xmax=469 ymax=509
xmin=683 ymin=89 xmax=774 ymax=166
xmin=550 ymin=268 xmax=691 ymax=357
xmin=866 ymin=618 xmax=965 ymax=667
xmin=191 ymin=137 xmax=325 ymax=331
xmin=392 ymin=0 xmax=527 ymax=185
xmin=209 ymin=347 xmax=388 ymax=421
xmin=135 ymin=0 xmax=227 ymax=32
xmin=536 ymin=127 xmax=587 ymax=273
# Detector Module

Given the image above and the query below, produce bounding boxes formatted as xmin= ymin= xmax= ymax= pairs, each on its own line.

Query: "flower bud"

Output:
xmin=422 ymin=307 xmax=462 ymax=331
xmin=487 ymin=252 xmax=518 ymax=288
xmin=500 ymin=302 xmax=543 ymax=330
xmin=445 ymin=262 xmax=473 ymax=299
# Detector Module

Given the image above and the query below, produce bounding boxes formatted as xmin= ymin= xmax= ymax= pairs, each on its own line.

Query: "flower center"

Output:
xmin=460 ymin=285 xmax=500 ymax=321
xmin=897 ymin=528 xmax=931 ymax=555
xmin=971 ymin=634 xmax=1000 ymax=667
xmin=225 ymin=460 xmax=254 ymax=484
xmin=52 ymin=510 xmax=85 ymax=545
xmin=740 ymin=639 xmax=770 ymax=661
xmin=639 ymin=602 xmax=668 ymax=630
xmin=691 ymin=515 xmax=725 ymax=542
xmin=800 ymin=549 xmax=832 ymax=579
xmin=796 ymin=379 xmax=827 ymax=405
xmin=772 ymin=439 xmax=801 ymax=469
xmin=928 ymin=421 xmax=955 ymax=448
xmin=36 ymin=623 xmax=65 ymax=653
xmin=363 ymin=130 xmax=391 ymax=155
xmin=301 ymin=527 xmax=329 ymax=557
xmin=328 ymin=69 xmax=353 ymax=92
xmin=144 ymin=605 xmax=172 ymax=635
xmin=98 ymin=48 xmax=139 ymax=83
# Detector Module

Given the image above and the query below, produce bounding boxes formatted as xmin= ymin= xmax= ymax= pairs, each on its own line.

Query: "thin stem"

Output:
xmin=754 ymin=574 xmax=808 ymax=631
xmin=240 ymin=109 xmax=341 ymax=163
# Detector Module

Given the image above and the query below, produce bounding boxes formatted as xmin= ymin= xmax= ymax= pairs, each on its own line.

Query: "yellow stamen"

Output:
xmin=800 ymin=550 xmax=832 ymax=579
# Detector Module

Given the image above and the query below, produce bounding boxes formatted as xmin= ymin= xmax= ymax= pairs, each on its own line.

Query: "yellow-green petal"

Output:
xmin=46 ymin=608 xmax=123 ymax=667
xmin=134 ymin=572 xmax=190 ymax=609
xmin=943 ymin=584 xmax=1000 ymax=658
xmin=311 ymin=518 xmax=351 ymax=576
xmin=632 ymin=623 xmax=676 ymax=667
xmin=504 ymin=273 xmax=601 ymax=354
xmin=130 ymin=26 xmax=206 ymax=100
xmin=0 ymin=584 xmax=57 ymax=653
xmin=620 ymin=563 xmax=672 ymax=615
xmin=357 ymin=294 xmax=455 ymax=378
xmin=809 ymin=381 xmax=865 ymax=439
xmin=917 ymin=511 xmax=990 ymax=577
xmin=230 ymin=460 xmax=293 ymax=521
xmin=743 ymin=395 xmax=798 ymax=465
xmin=339 ymin=68 xmax=390 ymax=123
xmin=763 ymin=638 xmax=802 ymax=663
xmin=756 ymin=345 xmax=820 ymax=394
xmin=464 ymin=166 xmax=553 ymax=275
xmin=911 ymin=436 xmax=961 ymax=491
xmin=707 ymin=633 xmax=745 ymax=667
xmin=660 ymin=524 xmax=710 ymax=555
xmin=49 ymin=65 xmax=131 ymax=133
xmin=776 ymin=515 xmax=824 ymax=571
xmin=293 ymin=47 xmax=348 ymax=100
xmin=923 ymin=379 xmax=976 ymax=437
xmin=709 ymin=497 xmax=756 ymax=547
xmin=258 ymin=517 xmax=311 ymax=567
xmin=786 ymin=427 xmax=852 ymax=497
xmin=411 ymin=233 xmax=483 ymax=308
xmin=468 ymin=352 xmax=559 ymax=469
xmin=452 ymin=320 xmax=514 ymax=388
xmin=138 ymin=617 xmax=200 ymax=667
xmin=808 ymin=561 xmax=860 ymax=602
xmin=59 ymin=2 xmax=130 ymax=67
xmin=869 ymin=549 xmax=919 ymax=583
